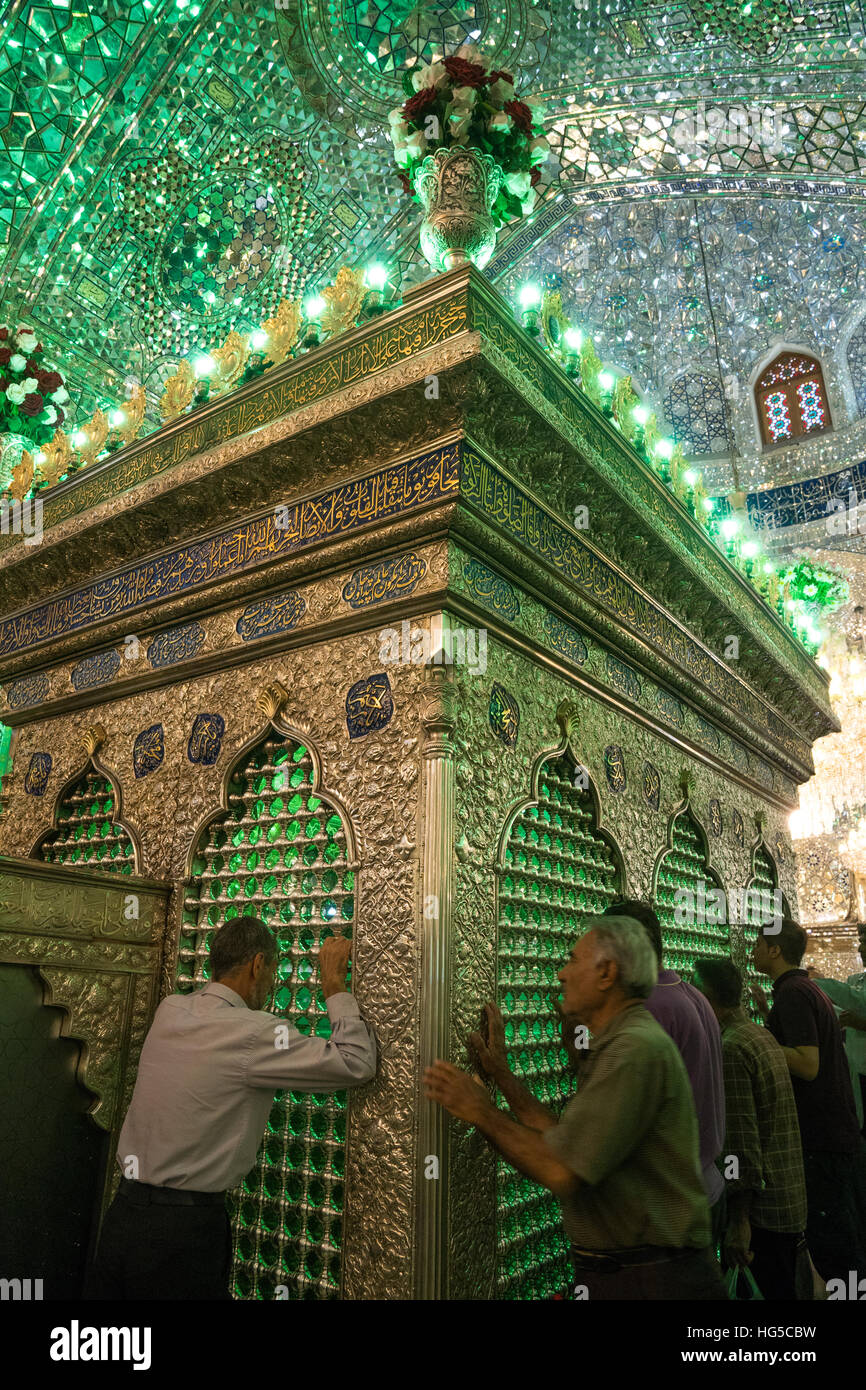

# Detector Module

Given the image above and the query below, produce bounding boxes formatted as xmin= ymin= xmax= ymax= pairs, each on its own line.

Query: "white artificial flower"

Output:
xmin=393 ymin=140 xmax=412 ymax=169
xmin=504 ymin=169 xmax=532 ymax=198
xmin=487 ymin=76 xmax=515 ymax=107
xmin=14 ymin=329 xmax=37 ymax=351
xmin=488 ymin=111 xmax=513 ymax=135
xmin=389 ymin=120 xmax=410 ymax=144
xmin=449 ymin=85 xmax=476 ymax=112
xmin=8 ymin=353 xmax=27 ymax=373
xmin=21 ymin=376 xmax=38 ymax=394
xmin=404 ymin=129 xmax=428 ymax=161
xmin=5 ymin=382 xmax=27 ymax=404
xmin=44 ymin=405 xmax=57 ymax=425
xmin=388 ymin=107 xmax=408 ymax=126
xmin=529 ymin=136 xmax=550 ymax=166
xmin=448 ymin=114 xmax=472 ymax=142
xmin=520 ymin=189 xmax=537 ymax=217
xmin=51 ymin=386 xmax=69 ymax=404
xmin=411 ymin=60 xmax=447 ymax=92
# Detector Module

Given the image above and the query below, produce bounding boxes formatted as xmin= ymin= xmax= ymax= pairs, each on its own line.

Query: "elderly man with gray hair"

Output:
xmin=425 ymin=915 xmax=727 ymax=1300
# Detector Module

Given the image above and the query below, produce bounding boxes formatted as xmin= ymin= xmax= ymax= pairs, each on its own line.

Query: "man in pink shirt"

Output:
xmin=603 ymin=901 xmax=726 ymax=1247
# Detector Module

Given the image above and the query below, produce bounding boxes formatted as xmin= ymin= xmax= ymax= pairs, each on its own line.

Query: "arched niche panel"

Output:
xmin=494 ymin=743 xmax=624 ymax=1302
xmin=652 ymin=803 xmax=727 ymax=982
xmin=31 ymin=758 xmax=139 ymax=876
xmin=742 ymin=842 xmax=785 ymax=1021
xmin=178 ymin=718 xmax=358 ymax=1302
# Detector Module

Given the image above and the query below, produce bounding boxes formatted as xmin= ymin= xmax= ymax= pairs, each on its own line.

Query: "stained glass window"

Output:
xmin=496 ymin=756 xmax=622 ymax=1300
xmin=654 ymin=809 xmax=728 ymax=981
xmin=178 ymin=732 xmax=353 ymax=1300
xmin=755 ymin=352 xmax=831 ymax=446
xmin=36 ymin=766 xmax=136 ymax=875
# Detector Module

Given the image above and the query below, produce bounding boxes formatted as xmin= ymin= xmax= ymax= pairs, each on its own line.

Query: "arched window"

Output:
xmin=34 ymin=762 xmax=137 ymax=875
xmin=755 ymin=352 xmax=831 ymax=446
xmin=654 ymin=808 xmax=727 ymax=980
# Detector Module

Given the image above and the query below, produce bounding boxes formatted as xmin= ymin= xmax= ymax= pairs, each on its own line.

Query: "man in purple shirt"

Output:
xmin=604 ymin=901 xmax=726 ymax=1246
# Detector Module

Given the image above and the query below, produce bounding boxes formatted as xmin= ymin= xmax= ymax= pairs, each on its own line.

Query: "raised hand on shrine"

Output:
xmin=318 ymin=934 xmax=351 ymax=997
xmin=468 ymin=1001 xmax=508 ymax=1081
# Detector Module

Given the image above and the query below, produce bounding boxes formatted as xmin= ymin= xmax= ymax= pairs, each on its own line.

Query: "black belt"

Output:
xmin=118 ymin=1177 xmax=226 ymax=1207
xmin=571 ymin=1243 xmax=698 ymax=1272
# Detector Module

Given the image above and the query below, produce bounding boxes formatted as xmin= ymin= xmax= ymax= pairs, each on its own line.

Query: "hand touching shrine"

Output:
xmin=318 ymin=934 xmax=351 ymax=998
xmin=424 ymin=1060 xmax=492 ymax=1125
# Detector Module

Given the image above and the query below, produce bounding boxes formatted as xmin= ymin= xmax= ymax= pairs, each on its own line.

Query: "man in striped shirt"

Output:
xmin=694 ymin=957 xmax=809 ymax=1299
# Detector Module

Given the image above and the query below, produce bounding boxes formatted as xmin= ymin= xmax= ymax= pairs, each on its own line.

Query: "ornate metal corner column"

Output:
xmin=416 ymin=664 xmax=456 ymax=1299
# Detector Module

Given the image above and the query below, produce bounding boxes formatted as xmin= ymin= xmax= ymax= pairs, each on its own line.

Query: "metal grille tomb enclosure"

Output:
xmin=495 ymin=754 xmax=622 ymax=1301
xmin=36 ymin=767 xmax=135 ymax=875
xmin=178 ymin=731 xmax=355 ymax=1300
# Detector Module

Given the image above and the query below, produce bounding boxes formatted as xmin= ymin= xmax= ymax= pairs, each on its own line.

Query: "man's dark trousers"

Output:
xmin=84 ymin=1178 xmax=232 ymax=1300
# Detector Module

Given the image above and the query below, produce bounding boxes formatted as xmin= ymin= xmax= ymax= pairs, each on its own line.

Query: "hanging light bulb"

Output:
xmin=518 ymin=283 xmax=541 ymax=335
xmin=563 ymin=326 xmax=582 ymax=377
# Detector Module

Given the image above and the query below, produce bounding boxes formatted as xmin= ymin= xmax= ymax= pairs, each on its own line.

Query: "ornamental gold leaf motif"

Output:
xmin=37 ymin=428 xmax=73 ymax=488
xmin=118 ymin=384 xmax=147 ymax=445
xmin=211 ymin=331 xmax=250 ymax=395
xmin=159 ymin=360 xmax=196 ymax=422
xmin=79 ymin=409 xmax=109 ymax=465
xmin=320 ymin=266 xmax=366 ymax=338
xmin=261 ymin=299 xmax=302 ymax=365
xmin=9 ymin=449 xmax=34 ymax=501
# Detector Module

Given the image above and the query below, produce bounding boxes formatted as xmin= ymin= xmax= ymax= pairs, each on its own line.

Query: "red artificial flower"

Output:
xmin=530 ymin=167 xmax=542 ymax=186
xmin=488 ymin=69 xmax=514 ymax=85
xmin=36 ymin=369 xmax=63 ymax=393
xmin=0 ymin=327 xmax=7 ymax=340
xmin=397 ymin=170 xmax=413 ymax=195
xmin=443 ymin=55 xmax=487 ymax=88
xmin=0 ymin=347 xmax=11 ymax=367
xmin=505 ymin=99 xmax=534 ymax=136
xmin=18 ymin=392 xmax=45 ymax=417
xmin=54 ymin=407 xmax=65 ymax=426
xmin=403 ymin=86 xmax=438 ymax=121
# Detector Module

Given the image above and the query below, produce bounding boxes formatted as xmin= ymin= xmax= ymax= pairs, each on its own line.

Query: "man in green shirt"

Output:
xmin=425 ymin=915 xmax=727 ymax=1299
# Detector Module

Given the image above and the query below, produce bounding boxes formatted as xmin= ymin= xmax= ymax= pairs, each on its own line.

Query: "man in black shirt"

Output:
xmin=753 ymin=917 xmax=866 ymax=1283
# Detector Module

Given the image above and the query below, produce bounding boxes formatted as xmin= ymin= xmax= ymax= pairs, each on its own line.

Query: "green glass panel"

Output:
xmin=177 ymin=731 xmax=350 ymax=1302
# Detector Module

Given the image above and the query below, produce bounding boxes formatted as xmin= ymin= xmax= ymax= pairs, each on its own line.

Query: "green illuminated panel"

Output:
xmin=496 ymin=756 xmax=622 ymax=1300
xmin=37 ymin=769 xmax=134 ymax=875
xmin=743 ymin=847 xmax=778 ymax=1021
xmin=655 ymin=810 xmax=729 ymax=979
xmin=178 ymin=735 xmax=351 ymax=1301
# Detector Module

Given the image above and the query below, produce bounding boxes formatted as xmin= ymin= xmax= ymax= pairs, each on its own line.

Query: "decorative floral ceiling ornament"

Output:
xmin=391 ymin=42 xmax=550 ymax=245
xmin=0 ymin=323 xmax=68 ymax=447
